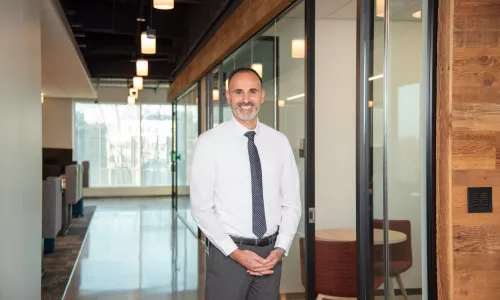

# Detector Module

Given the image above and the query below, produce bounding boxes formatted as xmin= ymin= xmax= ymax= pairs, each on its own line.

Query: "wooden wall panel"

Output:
xmin=167 ymin=0 xmax=294 ymax=101
xmin=436 ymin=0 xmax=454 ymax=297
xmin=437 ymin=0 xmax=500 ymax=298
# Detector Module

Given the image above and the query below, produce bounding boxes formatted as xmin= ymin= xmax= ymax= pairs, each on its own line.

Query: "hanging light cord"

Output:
xmin=150 ymin=0 xmax=153 ymax=29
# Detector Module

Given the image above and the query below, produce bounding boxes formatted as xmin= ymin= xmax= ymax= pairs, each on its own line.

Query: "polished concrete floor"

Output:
xmin=63 ymin=198 xmax=204 ymax=300
xmin=61 ymin=198 xmax=422 ymax=300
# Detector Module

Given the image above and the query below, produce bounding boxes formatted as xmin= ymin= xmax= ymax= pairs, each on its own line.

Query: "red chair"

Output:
xmin=373 ymin=219 xmax=412 ymax=300
xmin=300 ymin=238 xmax=385 ymax=299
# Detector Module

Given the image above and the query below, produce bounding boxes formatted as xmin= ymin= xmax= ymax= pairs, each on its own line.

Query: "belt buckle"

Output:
xmin=256 ymin=238 xmax=267 ymax=247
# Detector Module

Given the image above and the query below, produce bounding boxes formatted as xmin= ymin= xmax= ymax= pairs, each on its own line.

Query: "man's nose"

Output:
xmin=243 ymin=92 xmax=250 ymax=102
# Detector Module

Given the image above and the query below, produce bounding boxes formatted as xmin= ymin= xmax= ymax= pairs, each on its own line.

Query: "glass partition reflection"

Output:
xmin=274 ymin=2 xmax=305 ymax=295
xmin=176 ymin=84 xmax=199 ymax=235
xmin=222 ymin=58 xmax=234 ymax=122
xmin=210 ymin=68 xmax=220 ymax=127
xmin=215 ymin=2 xmax=306 ymax=297
xmin=371 ymin=0 xmax=428 ymax=298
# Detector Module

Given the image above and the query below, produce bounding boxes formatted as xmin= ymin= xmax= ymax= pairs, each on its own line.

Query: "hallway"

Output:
xmin=62 ymin=198 xmax=203 ymax=300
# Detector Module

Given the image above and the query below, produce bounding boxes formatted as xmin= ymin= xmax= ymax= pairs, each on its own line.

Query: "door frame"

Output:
xmin=172 ymin=98 xmax=178 ymax=210
xmin=304 ymin=0 xmax=316 ymax=299
xmin=424 ymin=0 xmax=439 ymax=298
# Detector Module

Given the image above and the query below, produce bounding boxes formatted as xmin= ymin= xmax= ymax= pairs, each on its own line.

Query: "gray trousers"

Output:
xmin=205 ymin=241 xmax=282 ymax=300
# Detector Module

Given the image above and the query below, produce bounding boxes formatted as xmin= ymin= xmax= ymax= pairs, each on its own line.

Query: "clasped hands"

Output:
xmin=229 ymin=248 xmax=282 ymax=276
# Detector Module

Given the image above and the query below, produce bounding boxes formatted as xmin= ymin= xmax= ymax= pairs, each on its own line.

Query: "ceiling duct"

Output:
xmin=92 ymin=78 xmax=170 ymax=89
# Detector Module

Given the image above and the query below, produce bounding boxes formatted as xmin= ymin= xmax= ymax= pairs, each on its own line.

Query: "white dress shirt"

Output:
xmin=189 ymin=115 xmax=302 ymax=257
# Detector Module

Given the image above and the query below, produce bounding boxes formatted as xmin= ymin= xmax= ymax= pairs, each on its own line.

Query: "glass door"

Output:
xmin=357 ymin=0 xmax=436 ymax=298
xmin=171 ymin=98 xmax=178 ymax=210
xmin=173 ymin=84 xmax=199 ymax=235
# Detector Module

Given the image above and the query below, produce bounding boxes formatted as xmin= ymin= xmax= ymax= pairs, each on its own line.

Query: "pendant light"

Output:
xmin=154 ymin=0 xmax=174 ymax=10
xmin=213 ymin=89 xmax=219 ymax=101
xmin=376 ymin=0 xmax=384 ymax=17
xmin=136 ymin=59 xmax=148 ymax=76
xmin=133 ymin=76 xmax=143 ymax=90
xmin=251 ymin=63 xmax=263 ymax=78
xmin=128 ymin=96 xmax=136 ymax=105
xmin=141 ymin=30 xmax=156 ymax=54
xmin=291 ymin=39 xmax=305 ymax=58
xmin=250 ymin=40 xmax=263 ymax=78
xmin=141 ymin=0 xmax=156 ymax=55
xmin=129 ymin=88 xmax=138 ymax=99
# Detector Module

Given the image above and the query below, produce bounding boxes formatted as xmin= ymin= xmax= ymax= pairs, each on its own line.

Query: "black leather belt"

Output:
xmin=231 ymin=231 xmax=278 ymax=247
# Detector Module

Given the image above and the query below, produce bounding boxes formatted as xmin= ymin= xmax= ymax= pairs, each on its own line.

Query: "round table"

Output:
xmin=315 ymin=228 xmax=407 ymax=245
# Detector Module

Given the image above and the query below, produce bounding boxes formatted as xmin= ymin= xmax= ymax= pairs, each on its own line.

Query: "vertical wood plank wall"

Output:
xmin=437 ymin=0 xmax=500 ymax=298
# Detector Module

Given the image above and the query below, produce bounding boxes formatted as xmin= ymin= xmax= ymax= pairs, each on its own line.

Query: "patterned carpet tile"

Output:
xmin=41 ymin=206 xmax=96 ymax=300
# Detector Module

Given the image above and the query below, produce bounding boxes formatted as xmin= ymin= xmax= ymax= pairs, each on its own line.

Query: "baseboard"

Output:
xmin=374 ymin=288 xmax=422 ymax=296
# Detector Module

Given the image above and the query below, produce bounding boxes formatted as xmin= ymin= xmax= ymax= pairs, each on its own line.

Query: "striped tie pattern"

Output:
xmin=244 ymin=131 xmax=267 ymax=238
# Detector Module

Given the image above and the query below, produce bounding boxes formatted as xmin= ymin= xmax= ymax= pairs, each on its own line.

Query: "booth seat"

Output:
xmin=60 ymin=164 xmax=84 ymax=234
xmin=72 ymin=160 xmax=89 ymax=217
xmin=42 ymin=176 xmax=63 ymax=253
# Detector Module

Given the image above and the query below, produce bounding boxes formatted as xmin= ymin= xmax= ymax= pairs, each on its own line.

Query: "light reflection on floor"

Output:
xmin=63 ymin=198 xmax=204 ymax=300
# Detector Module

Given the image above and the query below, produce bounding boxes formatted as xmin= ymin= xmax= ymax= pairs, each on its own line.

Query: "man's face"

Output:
xmin=226 ymin=71 xmax=265 ymax=122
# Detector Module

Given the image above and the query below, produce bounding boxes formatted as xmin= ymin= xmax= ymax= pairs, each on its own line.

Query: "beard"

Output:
xmin=232 ymin=101 xmax=260 ymax=121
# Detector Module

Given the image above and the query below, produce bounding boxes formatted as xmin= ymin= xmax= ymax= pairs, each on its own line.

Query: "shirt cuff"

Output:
xmin=217 ymin=235 xmax=238 ymax=257
xmin=274 ymin=233 xmax=294 ymax=256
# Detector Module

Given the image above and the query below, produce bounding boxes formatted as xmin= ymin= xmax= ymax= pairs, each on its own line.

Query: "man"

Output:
xmin=190 ymin=67 xmax=302 ymax=300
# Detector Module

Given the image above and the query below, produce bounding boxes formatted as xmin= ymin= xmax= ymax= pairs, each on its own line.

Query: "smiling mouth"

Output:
xmin=238 ymin=103 xmax=254 ymax=110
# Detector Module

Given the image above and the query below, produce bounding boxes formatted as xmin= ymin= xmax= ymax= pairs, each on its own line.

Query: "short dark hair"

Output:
xmin=227 ymin=67 xmax=262 ymax=90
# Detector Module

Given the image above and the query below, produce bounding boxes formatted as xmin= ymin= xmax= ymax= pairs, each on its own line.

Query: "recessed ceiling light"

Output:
xmin=412 ymin=11 xmax=422 ymax=19
xmin=136 ymin=17 xmax=146 ymax=22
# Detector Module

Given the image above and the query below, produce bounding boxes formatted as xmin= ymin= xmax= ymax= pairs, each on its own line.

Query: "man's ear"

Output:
xmin=261 ymin=88 xmax=265 ymax=104
xmin=226 ymin=90 xmax=231 ymax=104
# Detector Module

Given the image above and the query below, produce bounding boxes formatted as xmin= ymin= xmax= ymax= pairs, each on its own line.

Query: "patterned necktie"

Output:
xmin=244 ymin=131 xmax=267 ymax=238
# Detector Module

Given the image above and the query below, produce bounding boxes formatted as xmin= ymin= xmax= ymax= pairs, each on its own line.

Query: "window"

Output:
xmin=74 ymin=102 xmax=172 ymax=187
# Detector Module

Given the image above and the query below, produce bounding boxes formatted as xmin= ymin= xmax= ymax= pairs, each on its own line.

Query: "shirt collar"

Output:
xmin=230 ymin=114 xmax=260 ymax=138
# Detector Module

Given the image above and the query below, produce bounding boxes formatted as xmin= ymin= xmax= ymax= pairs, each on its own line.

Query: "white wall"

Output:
xmin=0 ymin=0 xmax=42 ymax=298
xmin=315 ymin=19 xmax=358 ymax=230
xmin=315 ymin=17 xmax=425 ymax=290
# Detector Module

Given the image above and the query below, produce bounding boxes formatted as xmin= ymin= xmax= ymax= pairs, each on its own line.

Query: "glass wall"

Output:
xmin=369 ymin=0 xmax=431 ymax=298
xmin=175 ymin=84 xmax=199 ymax=235
xmin=313 ymin=0 xmax=434 ymax=297
xmin=202 ymin=3 xmax=306 ymax=297
xmin=172 ymin=0 xmax=435 ymax=297
xmin=219 ymin=36 xmax=277 ymax=129
xmin=74 ymin=102 xmax=171 ymax=187
xmin=209 ymin=67 xmax=221 ymax=127
xmin=274 ymin=4 xmax=306 ymax=295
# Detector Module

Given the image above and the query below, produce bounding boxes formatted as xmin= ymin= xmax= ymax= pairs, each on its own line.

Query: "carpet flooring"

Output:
xmin=41 ymin=205 xmax=96 ymax=300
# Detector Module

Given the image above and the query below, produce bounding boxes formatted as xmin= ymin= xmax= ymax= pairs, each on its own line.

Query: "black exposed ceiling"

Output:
xmin=60 ymin=0 xmax=242 ymax=81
